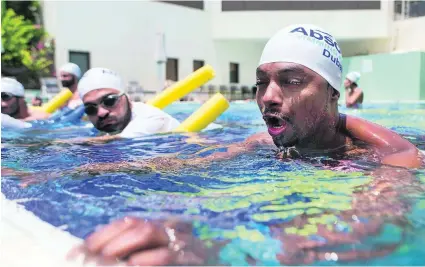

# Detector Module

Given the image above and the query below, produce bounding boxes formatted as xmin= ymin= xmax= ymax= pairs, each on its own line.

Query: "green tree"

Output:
xmin=1 ymin=6 xmax=52 ymax=77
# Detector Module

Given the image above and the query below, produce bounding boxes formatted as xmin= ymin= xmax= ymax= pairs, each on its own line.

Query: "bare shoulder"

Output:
xmin=244 ymin=132 xmax=274 ymax=147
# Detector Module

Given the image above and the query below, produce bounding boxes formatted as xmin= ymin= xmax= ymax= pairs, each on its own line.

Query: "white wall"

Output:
xmin=213 ymin=40 xmax=266 ymax=86
xmin=42 ymin=1 xmax=424 ymax=94
xmin=42 ymin=1 xmax=217 ymax=91
xmin=392 ymin=16 xmax=425 ymax=52
xmin=208 ymin=1 xmax=392 ymax=41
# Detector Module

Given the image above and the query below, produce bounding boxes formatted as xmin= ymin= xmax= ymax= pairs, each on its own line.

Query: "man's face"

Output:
xmin=1 ymin=93 xmax=20 ymax=116
xmin=343 ymin=78 xmax=352 ymax=89
xmin=59 ymin=71 xmax=76 ymax=88
xmin=256 ymin=62 xmax=333 ymax=148
xmin=83 ymin=88 xmax=131 ymax=132
xmin=32 ymin=98 xmax=42 ymax=106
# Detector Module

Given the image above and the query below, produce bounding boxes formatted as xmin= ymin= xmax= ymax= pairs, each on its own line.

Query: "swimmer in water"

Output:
xmin=1 ymin=78 xmax=50 ymax=121
xmin=58 ymin=62 xmax=83 ymax=110
xmin=64 ymin=24 xmax=423 ymax=266
xmin=344 ymin=71 xmax=364 ymax=109
xmin=64 ymin=67 xmax=181 ymax=143
xmin=31 ymin=96 xmax=43 ymax=107
xmin=5 ymin=25 xmax=421 ymax=265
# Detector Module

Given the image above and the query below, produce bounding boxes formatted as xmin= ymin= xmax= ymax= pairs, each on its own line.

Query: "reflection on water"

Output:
xmin=1 ymin=103 xmax=425 ymax=265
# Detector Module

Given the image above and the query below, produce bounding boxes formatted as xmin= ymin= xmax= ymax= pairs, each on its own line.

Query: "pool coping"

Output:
xmin=0 ymin=192 xmax=125 ymax=267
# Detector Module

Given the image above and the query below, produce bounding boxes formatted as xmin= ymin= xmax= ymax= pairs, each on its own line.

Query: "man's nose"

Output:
xmin=262 ymin=82 xmax=283 ymax=109
xmin=97 ymin=106 xmax=110 ymax=118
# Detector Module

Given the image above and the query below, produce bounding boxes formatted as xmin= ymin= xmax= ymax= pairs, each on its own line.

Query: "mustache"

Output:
xmin=95 ymin=114 xmax=114 ymax=129
xmin=262 ymin=108 xmax=292 ymax=124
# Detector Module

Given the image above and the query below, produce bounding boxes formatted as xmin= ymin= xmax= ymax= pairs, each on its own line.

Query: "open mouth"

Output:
xmin=263 ymin=114 xmax=288 ymax=136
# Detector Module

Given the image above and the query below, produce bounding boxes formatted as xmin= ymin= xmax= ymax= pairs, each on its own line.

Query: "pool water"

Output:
xmin=1 ymin=102 xmax=425 ymax=266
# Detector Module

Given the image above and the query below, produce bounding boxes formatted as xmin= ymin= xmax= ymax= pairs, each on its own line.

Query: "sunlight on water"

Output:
xmin=2 ymin=102 xmax=425 ymax=265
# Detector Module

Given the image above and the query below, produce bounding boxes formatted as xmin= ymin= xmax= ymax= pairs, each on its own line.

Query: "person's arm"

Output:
xmin=72 ymin=132 xmax=274 ymax=174
xmin=345 ymin=115 xmax=422 ymax=168
xmin=23 ymin=109 xmax=51 ymax=121
xmin=345 ymin=88 xmax=363 ymax=107
xmin=54 ymin=134 xmax=122 ymax=145
xmin=202 ymin=132 xmax=273 ymax=161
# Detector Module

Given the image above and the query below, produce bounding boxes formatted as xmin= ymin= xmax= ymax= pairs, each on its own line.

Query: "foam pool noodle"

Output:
xmin=174 ymin=93 xmax=229 ymax=133
xmin=41 ymin=88 xmax=74 ymax=113
xmin=147 ymin=65 xmax=215 ymax=109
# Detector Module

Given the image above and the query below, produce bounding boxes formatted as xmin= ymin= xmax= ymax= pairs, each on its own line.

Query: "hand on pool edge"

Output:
xmin=69 ymin=217 xmax=208 ymax=266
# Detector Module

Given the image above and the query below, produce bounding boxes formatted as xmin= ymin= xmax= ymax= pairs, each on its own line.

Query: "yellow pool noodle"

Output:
xmin=174 ymin=93 xmax=229 ymax=133
xmin=147 ymin=65 xmax=215 ymax=109
xmin=42 ymin=88 xmax=74 ymax=113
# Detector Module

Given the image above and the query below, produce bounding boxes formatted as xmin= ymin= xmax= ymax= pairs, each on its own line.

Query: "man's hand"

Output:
xmin=69 ymin=217 xmax=207 ymax=266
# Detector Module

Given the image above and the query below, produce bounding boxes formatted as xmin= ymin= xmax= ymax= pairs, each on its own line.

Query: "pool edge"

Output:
xmin=0 ymin=193 xmax=125 ymax=267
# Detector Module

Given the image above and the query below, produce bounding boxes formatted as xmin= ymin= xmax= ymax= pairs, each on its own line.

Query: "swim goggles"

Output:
xmin=84 ymin=92 xmax=125 ymax=116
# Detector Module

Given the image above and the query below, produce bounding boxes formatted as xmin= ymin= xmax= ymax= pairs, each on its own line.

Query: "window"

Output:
xmin=394 ymin=0 xmax=425 ymax=20
xmin=229 ymin=63 xmax=239 ymax=83
xmin=160 ymin=1 xmax=204 ymax=10
xmin=69 ymin=51 xmax=90 ymax=75
xmin=394 ymin=0 xmax=403 ymax=20
xmin=193 ymin=60 xmax=205 ymax=71
xmin=407 ymin=1 xmax=425 ymax=18
xmin=166 ymin=58 xmax=178 ymax=81
xmin=222 ymin=1 xmax=381 ymax=11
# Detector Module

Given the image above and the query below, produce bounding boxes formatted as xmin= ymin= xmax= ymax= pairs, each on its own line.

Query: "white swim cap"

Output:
xmin=59 ymin=63 xmax=82 ymax=79
xmin=259 ymin=24 xmax=343 ymax=90
xmin=346 ymin=72 xmax=361 ymax=84
xmin=1 ymin=77 xmax=25 ymax=97
xmin=78 ymin=68 xmax=124 ymax=99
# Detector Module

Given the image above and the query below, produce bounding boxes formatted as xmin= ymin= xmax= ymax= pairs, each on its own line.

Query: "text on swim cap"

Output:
xmin=323 ymin=49 xmax=342 ymax=73
xmin=82 ymin=69 xmax=119 ymax=79
xmin=290 ymin=27 xmax=341 ymax=54
xmin=290 ymin=27 xmax=342 ymax=73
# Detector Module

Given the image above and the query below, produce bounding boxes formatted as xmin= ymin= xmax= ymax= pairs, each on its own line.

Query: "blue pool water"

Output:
xmin=1 ymin=102 xmax=425 ymax=266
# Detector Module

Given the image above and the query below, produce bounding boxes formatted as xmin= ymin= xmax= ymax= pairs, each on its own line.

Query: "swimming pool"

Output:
xmin=2 ymin=102 xmax=425 ymax=266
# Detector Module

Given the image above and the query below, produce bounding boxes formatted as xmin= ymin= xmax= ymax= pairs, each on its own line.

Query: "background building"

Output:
xmin=40 ymin=0 xmax=425 ymax=101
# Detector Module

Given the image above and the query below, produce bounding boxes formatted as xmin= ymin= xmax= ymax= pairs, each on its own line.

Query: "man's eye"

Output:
xmin=282 ymin=79 xmax=302 ymax=86
xmin=255 ymin=80 xmax=268 ymax=87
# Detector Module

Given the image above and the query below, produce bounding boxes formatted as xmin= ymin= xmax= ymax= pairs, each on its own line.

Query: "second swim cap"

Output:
xmin=1 ymin=77 xmax=25 ymax=97
xmin=59 ymin=63 xmax=82 ymax=79
xmin=258 ymin=24 xmax=343 ymax=90
xmin=346 ymin=72 xmax=361 ymax=84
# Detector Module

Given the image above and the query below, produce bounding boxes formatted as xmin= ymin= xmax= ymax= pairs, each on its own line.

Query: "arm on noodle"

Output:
xmin=345 ymin=114 xmax=422 ymax=168
xmin=23 ymin=108 xmax=51 ymax=121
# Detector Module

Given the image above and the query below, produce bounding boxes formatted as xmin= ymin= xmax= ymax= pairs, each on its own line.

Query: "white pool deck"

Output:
xmin=0 ymin=193 xmax=124 ymax=267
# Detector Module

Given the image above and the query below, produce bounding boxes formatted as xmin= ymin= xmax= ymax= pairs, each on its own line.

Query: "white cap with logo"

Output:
xmin=59 ymin=63 xmax=82 ymax=79
xmin=258 ymin=24 xmax=343 ymax=90
xmin=1 ymin=77 xmax=25 ymax=97
xmin=78 ymin=68 xmax=124 ymax=99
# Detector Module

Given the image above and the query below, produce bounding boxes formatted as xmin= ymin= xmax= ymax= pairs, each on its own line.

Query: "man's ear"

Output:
xmin=332 ymin=88 xmax=340 ymax=100
xmin=327 ymin=83 xmax=340 ymax=101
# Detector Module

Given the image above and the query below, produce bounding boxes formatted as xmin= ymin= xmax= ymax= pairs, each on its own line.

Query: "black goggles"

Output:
xmin=84 ymin=93 xmax=125 ymax=116
xmin=1 ymin=92 xmax=17 ymax=101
